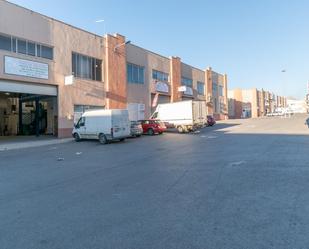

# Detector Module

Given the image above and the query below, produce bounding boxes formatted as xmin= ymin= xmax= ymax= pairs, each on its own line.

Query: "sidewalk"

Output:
xmin=0 ymin=136 xmax=73 ymax=151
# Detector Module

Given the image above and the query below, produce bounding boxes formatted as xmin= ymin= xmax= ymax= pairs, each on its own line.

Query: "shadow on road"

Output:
xmin=165 ymin=122 xmax=241 ymax=134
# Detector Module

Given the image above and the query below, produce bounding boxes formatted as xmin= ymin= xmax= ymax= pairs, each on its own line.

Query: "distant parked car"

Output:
xmin=206 ymin=115 xmax=216 ymax=126
xmin=130 ymin=121 xmax=143 ymax=137
xmin=139 ymin=119 xmax=167 ymax=135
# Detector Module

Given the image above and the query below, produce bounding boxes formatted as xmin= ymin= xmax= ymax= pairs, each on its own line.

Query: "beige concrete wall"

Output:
xmin=192 ymin=67 xmax=206 ymax=100
xmin=126 ymin=44 xmax=170 ymax=117
xmin=0 ymin=1 xmax=106 ymax=137
xmin=180 ymin=63 xmax=205 ymax=100
xmin=0 ymin=0 xmax=232 ymax=136
xmin=0 ymin=1 xmax=55 ymax=85
xmin=211 ymin=70 xmax=228 ymax=120
xmin=52 ymin=20 xmax=105 ymax=137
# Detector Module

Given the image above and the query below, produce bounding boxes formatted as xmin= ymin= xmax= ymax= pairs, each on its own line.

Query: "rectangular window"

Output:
xmin=95 ymin=59 xmax=102 ymax=81
xmin=17 ymin=39 xmax=27 ymax=54
xmin=127 ymin=63 xmax=144 ymax=84
xmin=12 ymin=38 xmax=16 ymax=52
xmin=152 ymin=69 xmax=169 ymax=82
xmin=197 ymin=81 xmax=205 ymax=95
xmin=27 ymin=42 xmax=35 ymax=56
xmin=138 ymin=67 xmax=144 ymax=84
xmin=218 ymin=85 xmax=224 ymax=96
xmin=0 ymin=34 xmax=11 ymax=51
xmin=0 ymin=33 xmax=53 ymax=60
xmin=41 ymin=45 xmax=53 ymax=60
xmin=181 ymin=77 xmax=193 ymax=87
xmin=36 ymin=44 xmax=41 ymax=57
xmin=72 ymin=52 xmax=102 ymax=81
xmin=212 ymin=82 xmax=218 ymax=94
xmin=127 ymin=63 xmax=133 ymax=83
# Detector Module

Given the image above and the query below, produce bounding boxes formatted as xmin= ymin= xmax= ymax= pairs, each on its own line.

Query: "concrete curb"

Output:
xmin=0 ymin=138 xmax=74 ymax=151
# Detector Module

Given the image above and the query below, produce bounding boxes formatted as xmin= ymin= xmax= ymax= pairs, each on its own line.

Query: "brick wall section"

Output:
xmin=170 ymin=57 xmax=181 ymax=102
xmin=105 ymin=34 xmax=127 ymax=109
xmin=223 ymin=74 xmax=228 ymax=119
xmin=205 ymin=67 xmax=213 ymax=115
xmin=259 ymin=90 xmax=265 ymax=116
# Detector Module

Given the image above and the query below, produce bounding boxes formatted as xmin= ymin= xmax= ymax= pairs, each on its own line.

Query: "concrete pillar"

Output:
xmin=170 ymin=56 xmax=181 ymax=102
xmin=105 ymin=34 xmax=127 ymax=109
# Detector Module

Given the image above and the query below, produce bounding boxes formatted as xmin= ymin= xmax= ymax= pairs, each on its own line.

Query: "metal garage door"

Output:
xmin=0 ymin=80 xmax=57 ymax=96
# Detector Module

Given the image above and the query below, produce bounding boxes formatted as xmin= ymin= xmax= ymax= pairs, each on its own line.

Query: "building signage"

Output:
xmin=4 ymin=56 xmax=49 ymax=80
xmin=155 ymin=81 xmax=169 ymax=93
xmin=65 ymin=75 xmax=74 ymax=85
xmin=184 ymin=86 xmax=193 ymax=96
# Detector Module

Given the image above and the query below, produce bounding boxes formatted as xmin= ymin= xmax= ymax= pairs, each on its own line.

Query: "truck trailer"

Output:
xmin=151 ymin=100 xmax=207 ymax=133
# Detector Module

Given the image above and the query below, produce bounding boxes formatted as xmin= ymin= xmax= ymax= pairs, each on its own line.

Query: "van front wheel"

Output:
xmin=99 ymin=133 xmax=108 ymax=144
xmin=74 ymin=133 xmax=81 ymax=142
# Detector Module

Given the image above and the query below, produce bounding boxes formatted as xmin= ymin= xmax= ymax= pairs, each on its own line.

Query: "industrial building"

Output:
xmin=0 ymin=0 xmax=228 ymax=138
xmin=228 ymin=88 xmax=287 ymax=119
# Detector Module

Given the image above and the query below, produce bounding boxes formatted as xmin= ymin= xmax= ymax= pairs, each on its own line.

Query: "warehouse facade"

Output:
xmin=0 ymin=0 xmax=228 ymax=138
xmin=228 ymin=88 xmax=287 ymax=119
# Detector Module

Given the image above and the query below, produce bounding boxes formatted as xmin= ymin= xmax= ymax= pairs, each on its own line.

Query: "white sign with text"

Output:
xmin=4 ymin=56 xmax=49 ymax=80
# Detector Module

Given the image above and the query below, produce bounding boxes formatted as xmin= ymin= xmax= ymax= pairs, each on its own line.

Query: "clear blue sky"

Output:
xmin=9 ymin=0 xmax=309 ymax=99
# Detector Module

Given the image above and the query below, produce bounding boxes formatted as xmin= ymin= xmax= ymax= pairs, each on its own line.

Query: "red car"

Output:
xmin=139 ymin=119 xmax=166 ymax=135
xmin=206 ymin=115 xmax=216 ymax=126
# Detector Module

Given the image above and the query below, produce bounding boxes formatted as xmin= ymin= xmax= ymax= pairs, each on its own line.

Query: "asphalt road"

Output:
xmin=1 ymin=114 xmax=309 ymax=249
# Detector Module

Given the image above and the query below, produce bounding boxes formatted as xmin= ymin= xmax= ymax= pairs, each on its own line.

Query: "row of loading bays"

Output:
xmin=0 ymin=80 xmax=58 ymax=137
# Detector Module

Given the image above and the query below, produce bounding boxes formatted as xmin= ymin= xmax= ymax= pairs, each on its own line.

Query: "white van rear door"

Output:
xmin=112 ymin=113 xmax=129 ymax=138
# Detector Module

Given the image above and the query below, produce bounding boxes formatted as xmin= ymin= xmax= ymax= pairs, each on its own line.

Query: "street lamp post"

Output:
xmin=114 ymin=40 xmax=131 ymax=52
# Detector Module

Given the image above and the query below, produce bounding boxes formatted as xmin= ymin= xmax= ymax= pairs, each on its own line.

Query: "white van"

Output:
xmin=72 ymin=109 xmax=130 ymax=144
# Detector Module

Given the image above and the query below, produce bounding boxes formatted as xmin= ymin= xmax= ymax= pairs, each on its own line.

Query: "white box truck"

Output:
xmin=72 ymin=109 xmax=130 ymax=144
xmin=151 ymin=100 xmax=207 ymax=133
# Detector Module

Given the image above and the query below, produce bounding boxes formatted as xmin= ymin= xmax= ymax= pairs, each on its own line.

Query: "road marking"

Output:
xmin=200 ymin=135 xmax=217 ymax=139
xmin=228 ymin=161 xmax=246 ymax=167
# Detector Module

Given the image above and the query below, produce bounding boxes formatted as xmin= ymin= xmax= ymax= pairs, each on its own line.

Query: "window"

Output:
xmin=41 ymin=45 xmax=53 ymax=60
xmin=127 ymin=63 xmax=145 ymax=84
xmin=197 ymin=81 xmax=205 ymax=95
xmin=218 ymin=85 xmax=224 ymax=96
xmin=36 ymin=44 xmax=41 ymax=57
xmin=152 ymin=70 xmax=169 ymax=82
xmin=27 ymin=42 xmax=35 ymax=56
xmin=95 ymin=59 xmax=102 ymax=81
xmin=0 ymin=33 xmax=53 ymax=60
xmin=212 ymin=82 xmax=218 ymax=95
xmin=181 ymin=77 xmax=193 ymax=87
xmin=0 ymin=34 xmax=11 ymax=51
xmin=72 ymin=52 xmax=102 ymax=81
xmin=77 ymin=117 xmax=85 ymax=127
xmin=12 ymin=38 xmax=16 ymax=52
xmin=17 ymin=39 xmax=27 ymax=54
